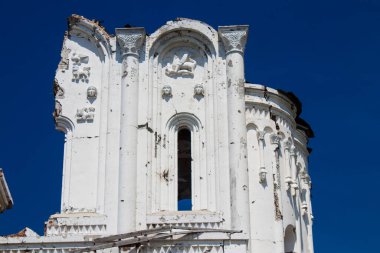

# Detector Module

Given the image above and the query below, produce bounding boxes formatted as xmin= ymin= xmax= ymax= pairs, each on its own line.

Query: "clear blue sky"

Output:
xmin=0 ymin=0 xmax=379 ymax=252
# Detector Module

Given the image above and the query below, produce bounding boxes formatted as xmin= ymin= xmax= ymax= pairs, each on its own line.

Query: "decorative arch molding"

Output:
xmin=146 ymin=20 xmax=221 ymax=218
xmin=67 ymin=14 xmax=112 ymax=59
xmin=164 ymin=112 xmax=207 ymax=211
xmin=149 ymin=33 xmax=216 ymax=88
xmin=55 ymin=116 xmax=75 ymax=212
xmin=149 ymin=18 xmax=218 ymax=55
xmin=150 ymin=33 xmax=216 ymax=59
xmin=246 ymin=122 xmax=259 ymax=131
xmin=148 ymin=111 xmax=213 ymax=213
xmin=55 ymin=116 xmax=75 ymax=135
xmin=166 ymin=112 xmax=203 ymax=132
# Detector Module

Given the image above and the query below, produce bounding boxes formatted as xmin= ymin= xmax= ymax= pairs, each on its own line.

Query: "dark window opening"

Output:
xmin=177 ymin=128 xmax=192 ymax=211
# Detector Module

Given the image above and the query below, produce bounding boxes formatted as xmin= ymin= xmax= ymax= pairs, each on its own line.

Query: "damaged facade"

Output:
xmin=0 ymin=15 xmax=315 ymax=253
xmin=0 ymin=169 xmax=13 ymax=213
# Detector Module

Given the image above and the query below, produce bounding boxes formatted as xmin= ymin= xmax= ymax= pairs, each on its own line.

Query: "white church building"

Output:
xmin=0 ymin=15 xmax=315 ymax=253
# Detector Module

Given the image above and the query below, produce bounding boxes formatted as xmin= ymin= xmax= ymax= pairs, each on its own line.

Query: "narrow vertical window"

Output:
xmin=284 ymin=225 xmax=296 ymax=253
xmin=177 ymin=128 xmax=192 ymax=211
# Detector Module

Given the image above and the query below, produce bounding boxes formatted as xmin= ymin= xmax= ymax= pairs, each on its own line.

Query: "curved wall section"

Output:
xmin=245 ymin=83 xmax=314 ymax=253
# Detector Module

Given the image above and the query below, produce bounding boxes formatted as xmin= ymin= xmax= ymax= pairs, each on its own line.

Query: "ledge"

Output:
xmin=147 ymin=211 xmax=223 ymax=224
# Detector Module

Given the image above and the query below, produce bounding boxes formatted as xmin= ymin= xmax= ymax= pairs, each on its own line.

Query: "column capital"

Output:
xmin=290 ymin=145 xmax=297 ymax=156
xmin=116 ymin=28 xmax=146 ymax=57
xmin=270 ymin=134 xmax=282 ymax=145
xmin=284 ymin=140 xmax=292 ymax=150
xmin=257 ymin=130 xmax=266 ymax=141
xmin=218 ymin=25 xmax=249 ymax=54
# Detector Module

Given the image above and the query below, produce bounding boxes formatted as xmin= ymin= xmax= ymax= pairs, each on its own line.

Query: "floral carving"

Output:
xmin=116 ymin=28 xmax=145 ymax=57
xmin=219 ymin=27 xmax=248 ymax=54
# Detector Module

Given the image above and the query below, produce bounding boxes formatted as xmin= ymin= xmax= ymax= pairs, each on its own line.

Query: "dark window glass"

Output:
xmin=177 ymin=128 xmax=192 ymax=211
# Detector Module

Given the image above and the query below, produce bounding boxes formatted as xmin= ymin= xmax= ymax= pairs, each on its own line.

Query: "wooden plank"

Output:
xmin=74 ymin=226 xmax=242 ymax=252
xmin=94 ymin=226 xmax=173 ymax=243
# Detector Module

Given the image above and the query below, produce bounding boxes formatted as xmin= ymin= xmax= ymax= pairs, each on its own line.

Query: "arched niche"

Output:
xmin=284 ymin=225 xmax=297 ymax=253
xmin=149 ymin=30 xmax=216 ymax=91
xmin=68 ymin=15 xmax=112 ymax=60
xmin=153 ymin=112 xmax=207 ymax=212
xmin=147 ymin=26 xmax=219 ymax=215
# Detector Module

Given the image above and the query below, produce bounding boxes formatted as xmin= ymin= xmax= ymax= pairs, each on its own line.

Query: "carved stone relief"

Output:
xmin=219 ymin=27 xmax=248 ymax=54
xmin=301 ymin=201 xmax=308 ymax=216
xmin=257 ymin=130 xmax=266 ymax=141
xmin=165 ymin=53 xmax=196 ymax=77
xmin=257 ymin=130 xmax=268 ymax=183
xmin=76 ymin=107 xmax=95 ymax=122
xmin=162 ymin=85 xmax=172 ymax=98
xmin=116 ymin=28 xmax=146 ymax=57
xmin=270 ymin=134 xmax=281 ymax=145
xmin=71 ymin=53 xmax=91 ymax=82
xmin=87 ymin=86 xmax=97 ymax=99
xmin=193 ymin=83 xmax=204 ymax=97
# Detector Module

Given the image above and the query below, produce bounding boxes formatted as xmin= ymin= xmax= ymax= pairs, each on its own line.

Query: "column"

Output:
xmin=305 ymin=173 xmax=314 ymax=253
xmin=284 ymin=141 xmax=292 ymax=187
xmin=219 ymin=26 xmax=250 ymax=236
xmin=290 ymin=147 xmax=301 ymax=253
xmin=289 ymin=145 xmax=299 ymax=196
xmin=257 ymin=131 xmax=268 ymax=183
xmin=116 ymin=27 xmax=145 ymax=233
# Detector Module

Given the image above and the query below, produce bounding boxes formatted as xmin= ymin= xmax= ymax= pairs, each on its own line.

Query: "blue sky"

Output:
xmin=0 ymin=0 xmax=379 ymax=252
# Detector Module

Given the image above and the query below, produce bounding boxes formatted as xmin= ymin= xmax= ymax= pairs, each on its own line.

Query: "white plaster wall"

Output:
xmin=40 ymin=15 xmax=316 ymax=253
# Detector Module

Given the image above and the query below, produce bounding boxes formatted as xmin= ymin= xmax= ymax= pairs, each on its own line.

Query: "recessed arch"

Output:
xmin=284 ymin=225 xmax=297 ymax=253
xmin=166 ymin=112 xmax=203 ymax=132
xmin=149 ymin=18 xmax=218 ymax=57
xmin=68 ymin=15 xmax=112 ymax=60
xmin=54 ymin=115 xmax=75 ymax=135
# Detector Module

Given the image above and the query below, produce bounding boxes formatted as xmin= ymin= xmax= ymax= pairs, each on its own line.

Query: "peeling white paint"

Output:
xmin=1 ymin=15 xmax=315 ymax=253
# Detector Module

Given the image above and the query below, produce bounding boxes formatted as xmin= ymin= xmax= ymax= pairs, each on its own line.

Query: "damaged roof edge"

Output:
xmin=245 ymin=84 xmax=314 ymax=139
xmin=277 ymin=89 xmax=314 ymax=139
xmin=67 ymin=14 xmax=112 ymax=39
xmin=296 ymin=117 xmax=315 ymax=138
xmin=0 ymin=168 xmax=14 ymax=212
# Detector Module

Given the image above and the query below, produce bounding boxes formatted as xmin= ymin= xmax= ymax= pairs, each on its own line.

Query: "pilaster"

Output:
xmin=257 ymin=131 xmax=268 ymax=183
xmin=116 ymin=27 xmax=146 ymax=234
xmin=218 ymin=25 xmax=250 ymax=239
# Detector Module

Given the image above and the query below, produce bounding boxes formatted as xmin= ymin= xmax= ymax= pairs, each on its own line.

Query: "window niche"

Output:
xmin=177 ymin=128 xmax=192 ymax=211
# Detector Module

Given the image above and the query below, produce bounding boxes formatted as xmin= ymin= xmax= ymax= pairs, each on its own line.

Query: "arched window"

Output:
xmin=284 ymin=225 xmax=296 ymax=253
xmin=177 ymin=128 xmax=192 ymax=211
